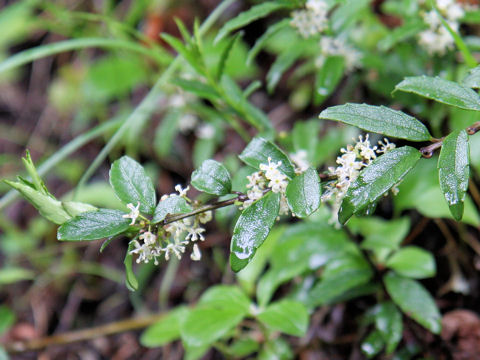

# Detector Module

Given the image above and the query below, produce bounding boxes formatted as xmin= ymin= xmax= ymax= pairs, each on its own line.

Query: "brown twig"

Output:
xmin=3 ymin=313 xmax=166 ymax=354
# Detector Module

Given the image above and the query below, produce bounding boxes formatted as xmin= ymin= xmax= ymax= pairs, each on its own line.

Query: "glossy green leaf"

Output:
xmin=61 ymin=201 xmax=97 ymax=217
xmin=306 ymin=253 xmax=373 ymax=307
xmin=230 ymin=192 xmax=280 ymax=272
xmin=339 ymin=146 xmax=421 ymax=224
xmin=4 ymin=180 xmax=71 ymax=224
xmin=384 ymin=272 xmax=441 ymax=334
xmin=124 ymin=241 xmax=138 ymax=291
xmin=247 ymin=19 xmax=289 ymax=65
xmin=171 ymin=78 xmax=219 ymax=102
xmin=257 ymin=300 xmax=309 ymax=337
xmin=374 ymin=302 xmax=403 ymax=354
xmin=57 ymin=209 xmax=131 ymax=241
xmin=394 ymin=76 xmax=480 ymax=111
xmin=0 ymin=306 xmax=15 ymax=336
xmin=386 ymin=246 xmax=436 ymax=279
xmin=463 ymin=65 xmax=480 ymax=89
xmin=191 ymin=159 xmax=232 ymax=195
xmin=319 ymin=103 xmax=432 ymax=141
xmin=438 ymin=130 xmax=470 ymax=220
xmin=141 ymin=307 xmax=189 ymax=347
xmin=258 ymin=337 xmax=293 ymax=360
xmin=361 ymin=330 xmax=384 ymax=358
xmin=151 ymin=196 xmax=192 ymax=224
xmin=109 ymin=156 xmax=156 ymax=215
xmin=314 ymin=56 xmax=345 ymax=105
xmin=285 ymin=167 xmax=321 ymax=218
xmin=239 ymin=137 xmax=295 ymax=179
xmin=181 ymin=287 xmax=250 ymax=347
xmin=215 ymin=2 xmax=290 ymax=43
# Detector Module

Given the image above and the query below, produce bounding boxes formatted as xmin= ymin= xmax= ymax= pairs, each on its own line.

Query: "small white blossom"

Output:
xmin=290 ymin=0 xmax=328 ymax=39
xmin=190 ymin=243 xmax=202 ymax=261
xmin=377 ymin=138 xmax=396 ymax=154
xmin=178 ymin=113 xmax=198 ymax=133
xmin=317 ymin=36 xmax=361 ymax=72
xmin=175 ymin=184 xmax=190 ymax=198
xmin=196 ymin=123 xmax=215 ymax=139
xmin=122 ymin=202 xmax=140 ymax=225
xmin=198 ymin=211 xmax=212 ymax=224
xmin=163 ymin=242 xmax=187 ymax=260
xmin=290 ymin=150 xmax=310 ymax=174
xmin=139 ymin=231 xmax=157 ymax=245
xmin=185 ymin=226 xmax=206 ymax=242
xmin=130 ymin=240 xmax=158 ymax=265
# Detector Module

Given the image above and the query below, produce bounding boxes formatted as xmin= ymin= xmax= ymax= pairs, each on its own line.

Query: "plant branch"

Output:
xmin=420 ymin=121 xmax=480 ymax=158
xmin=3 ymin=313 xmax=166 ymax=354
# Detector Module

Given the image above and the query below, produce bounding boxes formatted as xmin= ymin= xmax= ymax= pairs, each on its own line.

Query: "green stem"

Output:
xmin=158 ymin=257 xmax=180 ymax=310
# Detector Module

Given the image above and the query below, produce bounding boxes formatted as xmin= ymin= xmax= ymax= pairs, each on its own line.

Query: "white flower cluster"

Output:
xmin=290 ymin=150 xmax=310 ymax=174
xmin=242 ymin=157 xmax=304 ymax=217
xmin=290 ymin=0 xmax=328 ymax=38
xmin=418 ymin=0 xmax=466 ymax=55
xmin=127 ymin=185 xmax=212 ymax=265
xmin=316 ymin=36 xmax=361 ymax=72
xmin=321 ymin=136 xmax=397 ymax=225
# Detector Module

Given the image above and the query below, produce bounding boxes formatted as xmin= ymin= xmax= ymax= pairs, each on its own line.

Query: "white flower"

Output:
xmin=185 ymin=226 xmax=206 ymax=242
xmin=198 ymin=211 xmax=212 ymax=224
xmin=163 ymin=242 xmax=187 ymax=260
xmin=318 ymin=36 xmax=361 ymax=72
xmin=196 ymin=123 xmax=215 ymax=139
xmin=291 ymin=8 xmax=328 ymax=38
xmin=377 ymin=138 xmax=396 ymax=154
xmin=178 ymin=113 xmax=198 ymax=133
xmin=290 ymin=150 xmax=310 ymax=174
xmin=175 ymin=184 xmax=190 ymax=198
xmin=139 ymin=231 xmax=157 ymax=245
xmin=130 ymin=240 xmax=157 ymax=264
xmin=190 ymin=243 xmax=202 ymax=261
xmin=122 ymin=202 xmax=140 ymax=225
xmin=306 ymin=0 xmax=328 ymax=14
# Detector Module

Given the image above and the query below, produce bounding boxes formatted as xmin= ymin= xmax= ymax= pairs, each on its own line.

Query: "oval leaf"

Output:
xmin=141 ymin=307 xmax=189 ymax=347
xmin=257 ymin=300 xmax=309 ymax=337
xmin=394 ymin=76 xmax=480 ymax=111
xmin=438 ymin=130 xmax=470 ymax=220
xmin=152 ymin=196 xmax=193 ymax=224
xmin=374 ymin=302 xmax=402 ymax=354
xmin=314 ymin=56 xmax=345 ymax=105
xmin=386 ymin=246 xmax=436 ymax=279
xmin=285 ymin=167 xmax=321 ymax=218
xmin=191 ymin=159 xmax=232 ymax=196
xmin=230 ymin=192 xmax=280 ymax=272
xmin=124 ymin=241 xmax=138 ymax=291
xmin=463 ymin=65 xmax=480 ymax=89
xmin=319 ymin=103 xmax=432 ymax=141
xmin=361 ymin=330 xmax=384 ymax=358
xmin=109 ymin=156 xmax=156 ymax=215
xmin=239 ymin=137 xmax=295 ymax=179
xmin=384 ymin=272 xmax=441 ymax=334
xmin=57 ymin=209 xmax=131 ymax=241
xmin=339 ymin=146 xmax=421 ymax=224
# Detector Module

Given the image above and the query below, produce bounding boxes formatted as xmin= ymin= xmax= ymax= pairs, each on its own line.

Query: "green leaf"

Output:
xmin=306 ymin=253 xmax=373 ymax=307
xmin=216 ymin=32 xmax=242 ymax=80
xmin=22 ymin=150 xmax=50 ymax=196
xmin=61 ymin=201 xmax=97 ymax=217
xmin=0 ymin=267 xmax=34 ymax=285
xmin=394 ymin=76 xmax=480 ymax=111
xmin=285 ymin=167 xmax=321 ymax=218
xmin=124 ymin=241 xmax=138 ymax=291
xmin=386 ymin=246 xmax=436 ymax=279
xmin=319 ymin=103 xmax=432 ymax=141
xmin=109 ymin=156 xmax=156 ymax=215
xmin=247 ymin=19 xmax=290 ymax=65
xmin=0 ymin=305 xmax=15 ymax=336
xmin=314 ymin=56 xmax=345 ymax=105
xmin=171 ymin=78 xmax=219 ymax=102
xmin=259 ymin=337 xmax=293 ymax=360
xmin=4 ymin=180 xmax=71 ymax=224
xmin=361 ymin=330 xmax=384 ymax=358
xmin=181 ymin=286 xmax=250 ymax=348
xmin=463 ymin=65 xmax=480 ymax=89
xmin=266 ymin=46 xmax=304 ymax=93
xmin=191 ymin=159 xmax=232 ymax=196
xmin=151 ymin=196 xmax=192 ymax=224
xmin=230 ymin=192 xmax=280 ymax=272
xmin=141 ymin=307 xmax=189 ymax=347
xmin=384 ymin=272 xmax=441 ymax=334
xmin=161 ymin=33 xmax=203 ymax=75
xmin=257 ymin=300 xmax=309 ymax=337
xmin=373 ymin=302 xmax=403 ymax=354
xmin=438 ymin=130 xmax=470 ymax=221
xmin=215 ymin=2 xmax=290 ymax=43
xmin=239 ymin=137 xmax=296 ymax=179
xmin=229 ymin=338 xmax=260 ymax=357
xmin=377 ymin=20 xmax=426 ymax=51
xmin=339 ymin=146 xmax=421 ymax=224
xmin=57 ymin=209 xmax=131 ymax=241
